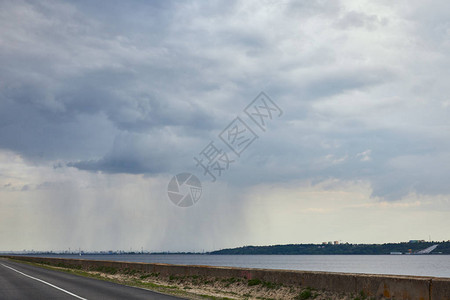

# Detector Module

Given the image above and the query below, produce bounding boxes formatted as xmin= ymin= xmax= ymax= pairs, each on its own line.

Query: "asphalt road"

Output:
xmin=0 ymin=258 xmax=186 ymax=299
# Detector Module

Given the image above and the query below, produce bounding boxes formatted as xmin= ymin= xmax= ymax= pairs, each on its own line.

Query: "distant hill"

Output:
xmin=210 ymin=241 xmax=450 ymax=255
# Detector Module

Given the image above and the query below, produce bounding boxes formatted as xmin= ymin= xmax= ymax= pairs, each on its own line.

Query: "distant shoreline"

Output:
xmin=2 ymin=241 xmax=449 ymax=255
xmin=4 ymin=252 xmax=450 ymax=256
xmin=210 ymin=241 xmax=449 ymax=255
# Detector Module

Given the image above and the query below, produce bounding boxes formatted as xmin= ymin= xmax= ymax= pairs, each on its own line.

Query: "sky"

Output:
xmin=0 ymin=0 xmax=449 ymax=252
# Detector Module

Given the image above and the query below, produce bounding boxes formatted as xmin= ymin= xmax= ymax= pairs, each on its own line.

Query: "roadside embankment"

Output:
xmin=2 ymin=256 xmax=449 ymax=300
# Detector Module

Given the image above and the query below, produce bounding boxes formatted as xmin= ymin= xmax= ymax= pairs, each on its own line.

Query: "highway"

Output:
xmin=0 ymin=258 xmax=186 ymax=299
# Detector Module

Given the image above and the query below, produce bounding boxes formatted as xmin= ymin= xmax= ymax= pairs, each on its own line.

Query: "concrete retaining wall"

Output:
xmin=3 ymin=256 xmax=449 ymax=300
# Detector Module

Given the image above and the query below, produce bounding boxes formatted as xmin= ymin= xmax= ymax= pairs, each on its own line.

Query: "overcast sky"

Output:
xmin=0 ymin=0 xmax=449 ymax=252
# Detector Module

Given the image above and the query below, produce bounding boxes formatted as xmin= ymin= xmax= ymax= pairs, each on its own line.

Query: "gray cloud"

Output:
xmin=0 ymin=0 xmax=450 ymax=248
xmin=335 ymin=11 xmax=387 ymax=30
xmin=67 ymin=132 xmax=177 ymax=174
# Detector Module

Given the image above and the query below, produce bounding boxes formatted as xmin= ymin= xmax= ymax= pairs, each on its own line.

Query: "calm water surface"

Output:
xmin=30 ymin=254 xmax=450 ymax=278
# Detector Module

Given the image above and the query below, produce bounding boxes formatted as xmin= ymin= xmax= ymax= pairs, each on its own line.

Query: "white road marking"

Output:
xmin=1 ymin=263 xmax=88 ymax=300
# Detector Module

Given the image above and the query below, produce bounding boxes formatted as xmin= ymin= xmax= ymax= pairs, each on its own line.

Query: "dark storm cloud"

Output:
xmin=0 ymin=0 xmax=449 ymax=200
xmin=0 ymin=0 xmax=216 ymax=167
xmin=67 ymin=131 xmax=197 ymax=174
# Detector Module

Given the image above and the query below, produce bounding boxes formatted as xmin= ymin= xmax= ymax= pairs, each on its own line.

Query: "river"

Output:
xmin=27 ymin=254 xmax=450 ymax=278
